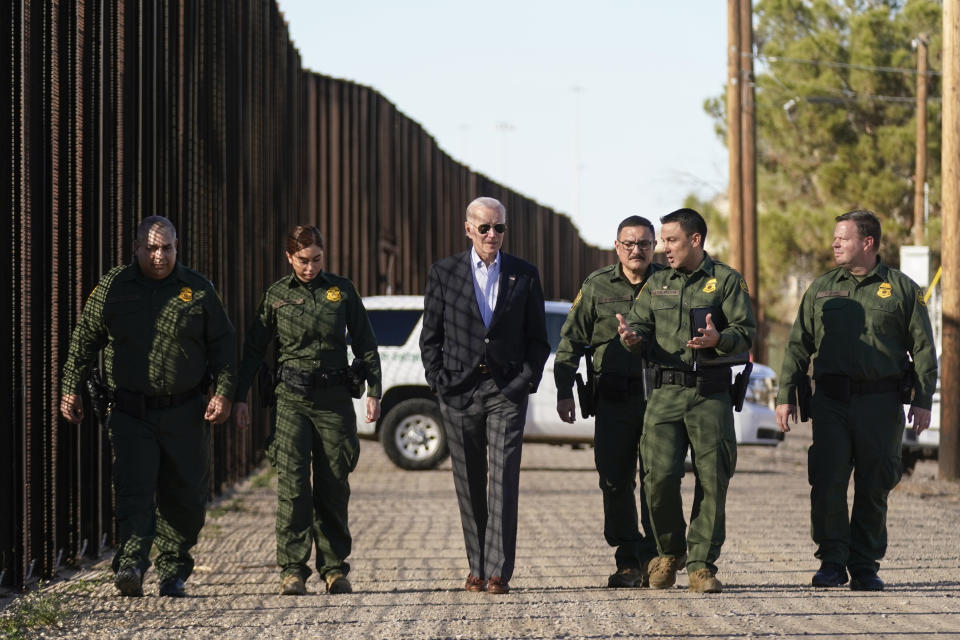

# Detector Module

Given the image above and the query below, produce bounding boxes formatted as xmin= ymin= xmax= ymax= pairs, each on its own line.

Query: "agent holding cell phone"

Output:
xmin=617 ymin=208 xmax=755 ymax=594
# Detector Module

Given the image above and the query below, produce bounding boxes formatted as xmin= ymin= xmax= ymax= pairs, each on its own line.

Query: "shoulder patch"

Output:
xmin=917 ymin=289 xmax=927 ymax=307
xmin=739 ymin=279 xmax=748 ymax=293
xmin=572 ymin=289 xmax=582 ymax=308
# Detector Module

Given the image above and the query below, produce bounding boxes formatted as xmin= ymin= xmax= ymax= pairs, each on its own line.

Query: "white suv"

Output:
xmin=353 ymin=295 xmax=783 ymax=470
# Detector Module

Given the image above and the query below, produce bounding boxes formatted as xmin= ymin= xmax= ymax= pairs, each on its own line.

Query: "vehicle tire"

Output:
xmin=379 ymin=398 xmax=449 ymax=470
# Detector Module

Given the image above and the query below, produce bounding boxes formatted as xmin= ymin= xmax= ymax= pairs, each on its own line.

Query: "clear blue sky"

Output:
xmin=275 ymin=0 xmax=729 ymax=248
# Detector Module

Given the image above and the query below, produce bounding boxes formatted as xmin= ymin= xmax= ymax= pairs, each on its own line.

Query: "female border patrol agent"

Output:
xmin=234 ymin=225 xmax=382 ymax=596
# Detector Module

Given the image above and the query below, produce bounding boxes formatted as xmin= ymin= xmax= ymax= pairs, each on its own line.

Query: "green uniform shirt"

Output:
xmin=61 ymin=262 xmax=237 ymax=398
xmin=235 ymin=272 xmax=382 ymax=400
xmin=776 ymin=258 xmax=937 ymax=409
xmin=554 ymin=262 xmax=666 ymax=399
xmin=623 ymin=253 xmax=755 ymax=369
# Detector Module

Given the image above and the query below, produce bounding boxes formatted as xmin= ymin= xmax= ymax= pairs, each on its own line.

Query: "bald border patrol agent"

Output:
xmin=60 ymin=216 xmax=236 ymax=598
xmin=775 ymin=210 xmax=937 ymax=591
xmin=555 ymin=215 xmax=665 ymax=588
xmin=234 ymin=225 xmax=382 ymax=596
xmin=618 ymin=207 xmax=755 ymax=594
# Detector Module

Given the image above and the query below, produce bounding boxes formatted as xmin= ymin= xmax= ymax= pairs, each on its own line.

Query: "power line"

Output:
xmin=756 ymin=53 xmax=942 ymax=77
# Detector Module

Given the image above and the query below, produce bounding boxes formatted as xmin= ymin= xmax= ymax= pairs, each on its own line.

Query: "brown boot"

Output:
xmin=325 ymin=571 xmax=353 ymax=594
xmin=648 ymin=556 xmax=683 ymax=589
xmin=688 ymin=567 xmax=722 ymax=593
xmin=280 ymin=574 xmax=306 ymax=596
xmin=607 ymin=566 xmax=647 ymax=588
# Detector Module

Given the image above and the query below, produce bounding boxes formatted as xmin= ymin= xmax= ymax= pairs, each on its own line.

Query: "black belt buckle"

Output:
xmin=478 ymin=363 xmax=490 ymax=375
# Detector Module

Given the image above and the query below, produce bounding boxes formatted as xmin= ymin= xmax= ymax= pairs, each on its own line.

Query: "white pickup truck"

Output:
xmin=353 ymin=295 xmax=784 ymax=470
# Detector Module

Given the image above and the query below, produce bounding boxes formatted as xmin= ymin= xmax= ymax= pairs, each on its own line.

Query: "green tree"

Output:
xmin=705 ymin=0 xmax=942 ymax=322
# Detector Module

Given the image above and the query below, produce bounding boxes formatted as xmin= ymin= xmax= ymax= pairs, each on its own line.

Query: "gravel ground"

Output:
xmin=5 ymin=418 xmax=960 ymax=639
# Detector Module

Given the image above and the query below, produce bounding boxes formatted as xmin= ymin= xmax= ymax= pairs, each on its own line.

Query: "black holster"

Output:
xmin=900 ymin=360 xmax=915 ymax=404
xmin=348 ymin=358 xmax=367 ymax=399
xmin=729 ymin=362 xmax=753 ymax=412
xmin=85 ymin=366 xmax=112 ymax=422
xmin=575 ymin=372 xmax=596 ymax=418
xmin=257 ymin=363 xmax=277 ymax=408
xmin=640 ymin=365 xmax=659 ymax=402
xmin=797 ymin=376 xmax=812 ymax=422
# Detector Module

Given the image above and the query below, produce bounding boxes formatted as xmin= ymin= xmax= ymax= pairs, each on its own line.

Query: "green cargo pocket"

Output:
xmin=337 ymin=430 xmax=361 ymax=478
xmin=720 ymin=437 xmax=738 ymax=478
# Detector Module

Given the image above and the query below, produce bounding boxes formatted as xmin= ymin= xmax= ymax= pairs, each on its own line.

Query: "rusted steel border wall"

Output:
xmin=1 ymin=0 xmax=613 ymax=589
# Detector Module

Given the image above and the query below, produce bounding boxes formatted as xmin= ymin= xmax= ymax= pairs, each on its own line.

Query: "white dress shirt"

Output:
xmin=470 ymin=247 xmax=500 ymax=328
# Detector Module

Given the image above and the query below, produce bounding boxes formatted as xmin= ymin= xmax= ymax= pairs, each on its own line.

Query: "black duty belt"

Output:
xmin=816 ymin=374 xmax=901 ymax=396
xmin=659 ymin=368 xmax=698 ymax=388
xmin=113 ymin=385 xmax=203 ymax=417
xmin=280 ymin=367 xmax=349 ymax=390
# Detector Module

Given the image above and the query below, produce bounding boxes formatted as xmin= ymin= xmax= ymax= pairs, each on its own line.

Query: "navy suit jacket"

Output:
xmin=420 ymin=250 xmax=550 ymax=410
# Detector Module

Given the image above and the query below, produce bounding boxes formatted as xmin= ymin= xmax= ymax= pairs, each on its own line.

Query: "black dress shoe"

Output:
xmin=158 ymin=577 xmax=187 ymax=597
xmin=811 ymin=562 xmax=848 ymax=587
xmin=850 ymin=569 xmax=884 ymax=591
xmin=114 ymin=567 xmax=144 ymax=597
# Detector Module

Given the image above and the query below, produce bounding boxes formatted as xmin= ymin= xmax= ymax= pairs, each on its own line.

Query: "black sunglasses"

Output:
xmin=475 ymin=223 xmax=506 ymax=235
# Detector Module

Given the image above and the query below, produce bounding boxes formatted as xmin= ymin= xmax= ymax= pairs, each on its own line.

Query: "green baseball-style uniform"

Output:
xmin=777 ymin=258 xmax=937 ymax=573
xmin=623 ymin=253 xmax=755 ymax=574
xmin=554 ymin=262 xmax=664 ymax=572
xmin=60 ymin=262 xmax=236 ymax=581
xmin=236 ymin=272 xmax=381 ymax=582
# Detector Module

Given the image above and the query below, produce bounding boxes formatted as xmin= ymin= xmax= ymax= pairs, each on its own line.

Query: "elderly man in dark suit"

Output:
xmin=421 ymin=196 xmax=550 ymax=595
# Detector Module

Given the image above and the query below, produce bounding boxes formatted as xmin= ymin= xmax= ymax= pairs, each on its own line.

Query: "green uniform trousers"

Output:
xmin=640 ymin=384 xmax=737 ymax=573
xmin=107 ymin=396 xmax=209 ymax=581
xmin=809 ymin=389 xmax=904 ymax=572
xmin=271 ymin=384 xmax=359 ymax=581
xmin=594 ymin=393 xmax=658 ymax=570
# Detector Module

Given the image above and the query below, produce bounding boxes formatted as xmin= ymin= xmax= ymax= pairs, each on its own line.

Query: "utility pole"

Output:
xmin=739 ymin=0 xmax=760 ymax=361
xmin=914 ymin=34 xmax=929 ymax=245
xmin=941 ymin=0 xmax=960 ymax=480
xmin=727 ymin=0 xmax=743 ymax=274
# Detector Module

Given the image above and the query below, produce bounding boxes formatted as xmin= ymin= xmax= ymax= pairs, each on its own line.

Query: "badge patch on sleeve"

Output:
xmin=702 ymin=278 xmax=717 ymax=293
xmin=179 ymin=287 xmax=193 ymax=302
xmin=877 ymin=283 xmax=892 ymax=299
xmin=326 ymin=286 xmax=342 ymax=302
xmin=739 ymin=279 xmax=749 ymax=293
xmin=917 ymin=290 xmax=927 ymax=307
xmin=572 ymin=289 xmax=582 ymax=308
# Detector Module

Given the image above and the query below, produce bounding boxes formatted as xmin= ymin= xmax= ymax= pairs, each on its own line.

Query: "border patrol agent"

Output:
xmin=618 ymin=208 xmax=755 ymax=594
xmin=60 ymin=216 xmax=236 ymax=598
xmin=776 ymin=210 xmax=937 ymax=591
xmin=555 ymin=215 xmax=664 ymax=588
xmin=234 ymin=225 xmax=381 ymax=596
